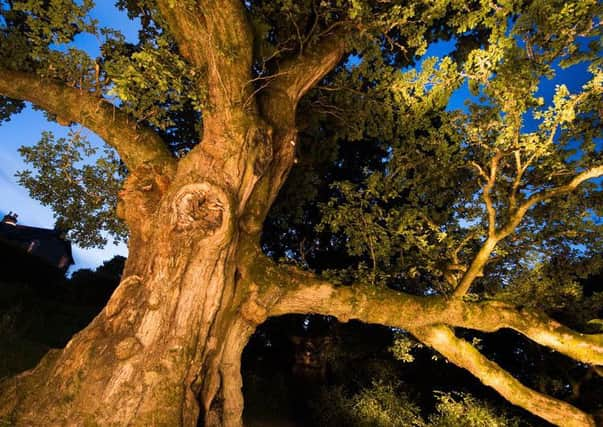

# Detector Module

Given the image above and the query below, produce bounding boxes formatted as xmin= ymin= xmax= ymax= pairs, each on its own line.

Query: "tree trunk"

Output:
xmin=0 ymin=5 xmax=345 ymax=423
xmin=0 ymin=230 xmax=257 ymax=426
xmin=0 ymin=118 xmax=278 ymax=425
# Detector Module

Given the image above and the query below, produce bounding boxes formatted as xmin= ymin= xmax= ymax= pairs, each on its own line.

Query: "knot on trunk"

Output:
xmin=171 ymin=183 xmax=233 ymax=239
xmin=241 ymin=298 xmax=268 ymax=325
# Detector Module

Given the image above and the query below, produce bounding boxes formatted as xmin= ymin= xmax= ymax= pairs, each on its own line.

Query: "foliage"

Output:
xmin=429 ymin=392 xmax=522 ymax=427
xmin=351 ymin=381 xmax=424 ymax=427
xmin=0 ymin=96 xmax=24 ymax=123
xmin=0 ymin=0 xmax=96 ymax=71
xmin=389 ymin=332 xmax=423 ymax=363
xmin=16 ymin=130 xmax=127 ymax=247
xmin=102 ymin=33 xmax=204 ymax=149
xmin=271 ymin=0 xmax=603 ymax=301
xmin=309 ymin=382 xmax=424 ymax=427
xmin=3 ymin=1 xmax=601 ymax=280
xmin=309 ymin=383 xmax=522 ymax=427
xmin=1 ymin=1 xmax=602 ymax=422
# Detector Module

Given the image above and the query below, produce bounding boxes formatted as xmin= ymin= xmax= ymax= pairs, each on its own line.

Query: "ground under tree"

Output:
xmin=0 ymin=1 xmax=602 ymax=426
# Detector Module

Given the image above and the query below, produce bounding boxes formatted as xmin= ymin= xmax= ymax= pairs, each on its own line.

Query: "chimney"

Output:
xmin=1 ymin=211 xmax=18 ymax=226
xmin=54 ymin=218 xmax=69 ymax=240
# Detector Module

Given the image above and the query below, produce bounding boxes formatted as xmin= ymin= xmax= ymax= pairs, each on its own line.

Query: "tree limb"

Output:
xmin=243 ymin=259 xmax=603 ymax=425
xmin=155 ymin=1 xmax=207 ymax=70
xmin=241 ymin=258 xmax=602 ymax=425
xmin=454 ymin=151 xmax=504 ymax=297
xmin=157 ymin=0 xmax=255 ymax=119
xmin=450 ymin=231 xmax=479 ymax=267
xmin=484 ymin=151 xmax=503 ymax=236
xmin=260 ymin=29 xmax=348 ymax=126
xmin=509 ymin=150 xmax=526 ymax=211
xmin=0 ymin=67 xmax=174 ymax=171
xmin=454 ymin=164 xmax=603 ymax=297
xmin=452 ymin=237 xmax=498 ymax=297
xmin=500 ymin=165 xmax=603 ymax=237
xmin=237 ymin=32 xmax=348 ymax=237
xmin=244 ymin=257 xmax=603 ymax=366
xmin=272 ymin=32 xmax=347 ymax=104
xmin=412 ymin=325 xmax=595 ymax=427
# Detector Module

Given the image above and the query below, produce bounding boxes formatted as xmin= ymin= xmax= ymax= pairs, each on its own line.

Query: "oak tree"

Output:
xmin=0 ymin=1 xmax=602 ymax=426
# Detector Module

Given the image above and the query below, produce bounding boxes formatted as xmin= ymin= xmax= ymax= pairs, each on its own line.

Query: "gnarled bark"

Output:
xmin=0 ymin=170 xmax=246 ymax=425
xmin=259 ymin=259 xmax=603 ymax=366
xmin=2 ymin=216 xmax=601 ymax=426
xmin=0 ymin=91 xmax=274 ymax=425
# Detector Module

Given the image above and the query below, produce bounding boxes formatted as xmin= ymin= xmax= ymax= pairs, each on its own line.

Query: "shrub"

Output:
xmin=429 ymin=392 xmax=523 ymax=427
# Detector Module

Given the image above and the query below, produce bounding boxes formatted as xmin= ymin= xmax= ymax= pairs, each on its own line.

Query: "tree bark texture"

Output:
xmin=0 ymin=90 xmax=601 ymax=427
xmin=0 ymin=140 xmax=257 ymax=426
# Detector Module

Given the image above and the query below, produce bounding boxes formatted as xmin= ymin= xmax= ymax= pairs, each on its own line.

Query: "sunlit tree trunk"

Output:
xmin=1 ymin=118 xmax=602 ymax=427
xmin=0 ymin=246 xmax=243 ymax=425
xmin=0 ymin=108 xmax=280 ymax=426
xmin=1 ymin=139 xmax=601 ymax=427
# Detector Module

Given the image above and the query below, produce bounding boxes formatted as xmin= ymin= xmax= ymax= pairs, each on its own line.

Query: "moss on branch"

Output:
xmin=257 ymin=259 xmax=603 ymax=365
xmin=251 ymin=259 xmax=601 ymax=426
xmin=412 ymin=325 xmax=595 ymax=427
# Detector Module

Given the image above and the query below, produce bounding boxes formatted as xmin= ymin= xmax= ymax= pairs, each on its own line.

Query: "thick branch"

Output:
xmin=246 ymin=258 xmax=603 ymax=366
xmin=0 ymin=67 xmax=174 ymax=171
xmin=260 ymin=30 xmax=347 ymax=126
xmin=268 ymin=32 xmax=347 ymax=105
xmin=238 ymin=34 xmax=348 ymax=236
xmin=157 ymin=0 xmax=254 ymax=119
xmin=484 ymin=151 xmax=503 ymax=236
xmin=452 ymin=237 xmax=498 ymax=297
xmin=509 ymin=150 xmax=526 ymax=211
xmin=155 ymin=1 xmax=207 ymax=69
xmin=412 ymin=325 xmax=595 ymax=427
xmin=454 ymin=153 xmax=504 ymax=297
xmin=242 ymin=260 xmax=603 ymax=425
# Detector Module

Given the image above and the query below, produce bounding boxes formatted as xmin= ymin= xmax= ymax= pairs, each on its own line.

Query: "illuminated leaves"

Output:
xmin=104 ymin=35 xmax=205 ymax=131
xmin=16 ymin=130 xmax=127 ymax=248
xmin=315 ymin=1 xmax=602 ymax=299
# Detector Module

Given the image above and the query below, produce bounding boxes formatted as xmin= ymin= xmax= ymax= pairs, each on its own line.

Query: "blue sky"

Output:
xmin=0 ymin=4 xmax=596 ymax=271
xmin=0 ymin=2 xmax=138 ymax=271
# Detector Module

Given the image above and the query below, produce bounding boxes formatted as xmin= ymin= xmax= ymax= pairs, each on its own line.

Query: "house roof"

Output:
xmin=0 ymin=213 xmax=74 ymax=269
